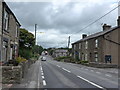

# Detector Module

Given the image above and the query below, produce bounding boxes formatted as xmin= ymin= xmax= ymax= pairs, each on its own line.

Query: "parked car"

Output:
xmin=41 ymin=56 xmax=46 ymax=61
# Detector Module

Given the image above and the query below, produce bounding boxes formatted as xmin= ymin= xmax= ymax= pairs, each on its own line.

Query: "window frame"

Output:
xmin=95 ymin=39 xmax=98 ymax=48
xmin=3 ymin=9 xmax=9 ymax=31
xmin=85 ymin=41 xmax=88 ymax=49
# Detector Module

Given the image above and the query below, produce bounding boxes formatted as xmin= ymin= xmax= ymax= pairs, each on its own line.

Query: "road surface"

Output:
xmin=10 ymin=55 xmax=119 ymax=90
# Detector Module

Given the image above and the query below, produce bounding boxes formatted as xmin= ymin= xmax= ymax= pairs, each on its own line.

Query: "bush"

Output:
xmin=54 ymin=56 xmax=71 ymax=61
xmin=16 ymin=57 xmax=27 ymax=63
xmin=80 ymin=60 xmax=89 ymax=64
xmin=19 ymin=49 xmax=33 ymax=60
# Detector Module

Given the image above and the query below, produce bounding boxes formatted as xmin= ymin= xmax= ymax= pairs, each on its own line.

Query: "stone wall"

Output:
xmin=2 ymin=60 xmax=36 ymax=84
xmin=2 ymin=66 xmax=22 ymax=84
xmin=89 ymin=62 xmax=118 ymax=68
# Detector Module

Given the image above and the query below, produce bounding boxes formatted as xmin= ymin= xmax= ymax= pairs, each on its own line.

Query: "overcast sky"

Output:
xmin=6 ymin=0 xmax=119 ymax=48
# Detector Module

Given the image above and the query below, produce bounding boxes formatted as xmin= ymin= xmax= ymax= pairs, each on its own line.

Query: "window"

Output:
xmin=79 ymin=52 xmax=81 ymax=59
xmin=3 ymin=9 xmax=9 ymax=31
xmin=74 ymin=44 xmax=76 ymax=49
xmin=16 ymin=24 xmax=19 ymax=37
xmin=85 ymin=54 xmax=88 ymax=61
xmin=15 ymin=45 xmax=18 ymax=58
xmin=95 ymin=39 xmax=98 ymax=48
xmin=79 ymin=43 xmax=81 ymax=49
xmin=10 ymin=47 xmax=13 ymax=60
xmin=95 ymin=53 xmax=98 ymax=62
xmin=2 ymin=41 xmax=8 ymax=61
xmin=85 ymin=41 xmax=88 ymax=49
xmin=74 ymin=51 xmax=76 ymax=58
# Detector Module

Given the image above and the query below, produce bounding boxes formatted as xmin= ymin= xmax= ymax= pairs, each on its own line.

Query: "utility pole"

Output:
xmin=35 ymin=24 xmax=37 ymax=45
xmin=68 ymin=36 xmax=70 ymax=48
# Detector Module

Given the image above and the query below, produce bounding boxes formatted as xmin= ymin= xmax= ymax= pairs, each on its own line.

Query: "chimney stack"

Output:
xmin=82 ymin=34 xmax=87 ymax=39
xmin=117 ymin=16 xmax=120 ymax=26
xmin=102 ymin=24 xmax=111 ymax=31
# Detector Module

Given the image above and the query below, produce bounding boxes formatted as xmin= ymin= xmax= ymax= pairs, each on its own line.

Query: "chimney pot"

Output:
xmin=82 ymin=34 xmax=87 ymax=39
xmin=103 ymin=24 xmax=111 ymax=31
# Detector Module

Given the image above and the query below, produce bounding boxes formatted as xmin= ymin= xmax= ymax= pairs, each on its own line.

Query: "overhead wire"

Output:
xmin=71 ymin=2 xmax=120 ymax=36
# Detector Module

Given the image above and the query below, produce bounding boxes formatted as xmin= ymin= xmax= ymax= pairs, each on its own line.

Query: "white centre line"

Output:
xmin=105 ymin=74 xmax=112 ymax=77
xmin=62 ymin=68 xmax=71 ymax=73
xmin=41 ymin=67 xmax=43 ymax=71
xmin=96 ymin=72 xmax=101 ymax=74
xmin=42 ymin=76 xmax=45 ymax=79
xmin=41 ymin=72 xmax=44 ymax=75
xmin=43 ymin=80 xmax=47 ymax=86
xmin=56 ymin=65 xmax=61 ymax=68
xmin=77 ymin=75 xmax=106 ymax=90
xmin=91 ymin=70 xmax=94 ymax=72
xmin=41 ymin=70 xmax=43 ymax=73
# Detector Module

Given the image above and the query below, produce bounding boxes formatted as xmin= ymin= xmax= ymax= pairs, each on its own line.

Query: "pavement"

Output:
xmin=2 ymin=55 xmax=119 ymax=90
xmin=0 ymin=66 xmax=2 ymax=90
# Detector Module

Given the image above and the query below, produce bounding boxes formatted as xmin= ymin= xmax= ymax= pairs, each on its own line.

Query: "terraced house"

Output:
xmin=72 ymin=17 xmax=120 ymax=66
xmin=52 ymin=49 xmax=68 ymax=58
xmin=0 ymin=1 xmax=21 ymax=63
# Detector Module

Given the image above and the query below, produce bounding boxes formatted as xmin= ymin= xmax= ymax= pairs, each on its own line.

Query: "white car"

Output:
xmin=41 ymin=56 xmax=46 ymax=61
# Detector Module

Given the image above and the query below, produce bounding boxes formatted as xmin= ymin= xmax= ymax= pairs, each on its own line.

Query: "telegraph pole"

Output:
xmin=68 ymin=36 xmax=70 ymax=48
xmin=35 ymin=24 xmax=37 ymax=45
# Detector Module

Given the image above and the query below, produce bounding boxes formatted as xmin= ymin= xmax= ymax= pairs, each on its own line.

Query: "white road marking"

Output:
xmin=41 ymin=67 xmax=43 ymax=71
xmin=68 ymin=63 xmax=74 ymax=65
xmin=85 ymin=69 xmax=88 ymax=70
xmin=56 ymin=65 xmax=61 ymax=68
xmin=114 ymin=71 xmax=118 ymax=74
xmin=96 ymin=72 xmax=101 ymax=74
xmin=41 ymin=70 xmax=43 ymax=73
xmin=105 ymin=74 xmax=112 ymax=77
xmin=91 ymin=70 xmax=94 ymax=72
xmin=42 ymin=76 xmax=45 ymax=79
xmin=43 ymin=80 xmax=47 ymax=86
xmin=87 ymin=67 xmax=91 ymax=68
xmin=41 ymin=72 xmax=44 ymax=75
xmin=77 ymin=75 xmax=106 ymax=90
xmin=62 ymin=68 xmax=71 ymax=73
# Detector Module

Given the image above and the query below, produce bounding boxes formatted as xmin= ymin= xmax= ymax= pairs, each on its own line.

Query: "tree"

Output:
xmin=19 ymin=28 xmax=44 ymax=60
xmin=33 ymin=45 xmax=44 ymax=55
xmin=19 ymin=28 xmax=35 ymax=49
xmin=19 ymin=28 xmax=35 ymax=59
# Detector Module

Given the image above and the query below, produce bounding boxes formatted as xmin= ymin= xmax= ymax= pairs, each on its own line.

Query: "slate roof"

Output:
xmin=3 ymin=2 xmax=21 ymax=26
xmin=55 ymin=49 xmax=68 ymax=53
xmin=72 ymin=26 xmax=120 ymax=45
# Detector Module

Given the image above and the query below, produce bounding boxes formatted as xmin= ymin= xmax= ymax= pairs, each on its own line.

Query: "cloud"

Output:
xmin=6 ymin=0 xmax=118 ymax=48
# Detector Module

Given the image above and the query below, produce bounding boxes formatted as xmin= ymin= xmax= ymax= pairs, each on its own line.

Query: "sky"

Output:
xmin=5 ymin=0 xmax=119 ymax=48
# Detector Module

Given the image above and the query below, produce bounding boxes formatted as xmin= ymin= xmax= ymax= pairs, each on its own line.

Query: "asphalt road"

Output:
xmin=10 ymin=55 xmax=119 ymax=90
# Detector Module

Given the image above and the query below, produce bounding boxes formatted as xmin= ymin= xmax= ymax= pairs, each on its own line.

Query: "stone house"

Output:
xmin=0 ymin=1 xmax=21 ymax=63
xmin=72 ymin=19 xmax=120 ymax=65
xmin=52 ymin=49 xmax=68 ymax=58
